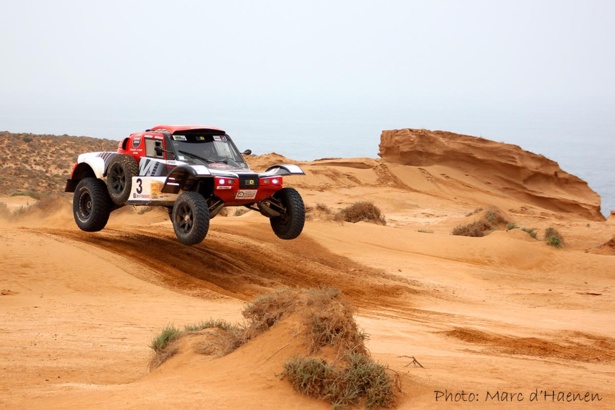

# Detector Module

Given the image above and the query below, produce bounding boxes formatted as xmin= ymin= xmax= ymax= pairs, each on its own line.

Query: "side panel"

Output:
xmin=161 ymin=165 xmax=212 ymax=194
xmin=125 ymin=176 xmax=179 ymax=204
xmin=138 ymin=157 xmax=169 ymax=177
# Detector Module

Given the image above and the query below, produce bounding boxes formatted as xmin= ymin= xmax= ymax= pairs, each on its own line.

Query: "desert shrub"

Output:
xmin=282 ymin=352 xmax=397 ymax=409
xmin=334 ymin=201 xmax=386 ymax=225
xmin=452 ymin=220 xmax=492 ymax=237
xmin=453 ymin=207 xmax=510 ymax=237
xmin=506 ymin=223 xmax=518 ymax=230
xmin=522 ymin=227 xmax=538 ymax=239
xmin=545 ymin=227 xmax=564 ymax=248
xmin=343 ymin=353 xmax=397 ymax=408
xmin=283 ymin=357 xmax=335 ymax=398
xmin=485 ymin=209 xmax=509 ymax=226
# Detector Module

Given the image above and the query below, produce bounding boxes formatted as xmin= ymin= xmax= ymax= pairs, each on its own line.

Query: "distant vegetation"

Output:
xmin=0 ymin=131 xmax=117 ymax=197
xmin=149 ymin=288 xmax=399 ymax=408
xmin=454 ymin=207 xmax=565 ymax=246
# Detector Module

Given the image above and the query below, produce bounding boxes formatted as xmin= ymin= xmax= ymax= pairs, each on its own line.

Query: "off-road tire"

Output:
xmin=171 ymin=192 xmax=210 ymax=245
xmin=73 ymin=177 xmax=112 ymax=232
xmin=270 ymin=187 xmax=305 ymax=240
xmin=107 ymin=154 xmax=139 ymax=205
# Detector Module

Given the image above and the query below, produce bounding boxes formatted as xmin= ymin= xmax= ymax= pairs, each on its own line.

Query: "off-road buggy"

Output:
xmin=65 ymin=125 xmax=305 ymax=245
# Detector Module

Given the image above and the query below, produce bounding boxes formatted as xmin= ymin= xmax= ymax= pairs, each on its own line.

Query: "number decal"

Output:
xmin=136 ymin=178 xmax=143 ymax=194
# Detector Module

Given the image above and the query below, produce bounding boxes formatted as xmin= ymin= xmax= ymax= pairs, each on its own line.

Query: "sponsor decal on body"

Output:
xmin=236 ymin=190 xmax=257 ymax=200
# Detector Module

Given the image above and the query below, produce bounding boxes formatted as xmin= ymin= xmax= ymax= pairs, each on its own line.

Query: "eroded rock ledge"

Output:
xmin=379 ymin=128 xmax=603 ymax=220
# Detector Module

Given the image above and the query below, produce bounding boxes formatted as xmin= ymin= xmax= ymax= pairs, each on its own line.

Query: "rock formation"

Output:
xmin=379 ymin=129 xmax=604 ymax=220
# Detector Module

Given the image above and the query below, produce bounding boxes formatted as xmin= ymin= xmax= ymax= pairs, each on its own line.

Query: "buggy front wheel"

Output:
xmin=171 ymin=192 xmax=210 ymax=245
xmin=269 ymin=188 xmax=305 ymax=240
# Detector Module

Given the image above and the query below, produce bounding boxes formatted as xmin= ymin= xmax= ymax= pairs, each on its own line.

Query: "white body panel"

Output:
xmin=76 ymin=152 xmax=110 ymax=179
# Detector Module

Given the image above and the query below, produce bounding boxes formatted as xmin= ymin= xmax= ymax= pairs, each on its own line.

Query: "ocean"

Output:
xmin=2 ymin=116 xmax=613 ymax=218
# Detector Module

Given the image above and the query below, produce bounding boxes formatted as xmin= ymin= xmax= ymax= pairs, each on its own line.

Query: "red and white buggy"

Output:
xmin=65 ymin=125 xmax=305 ymax=245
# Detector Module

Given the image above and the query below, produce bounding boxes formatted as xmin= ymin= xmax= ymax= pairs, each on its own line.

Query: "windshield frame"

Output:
xmin=168 ymin=131 xmax=248 ymax=169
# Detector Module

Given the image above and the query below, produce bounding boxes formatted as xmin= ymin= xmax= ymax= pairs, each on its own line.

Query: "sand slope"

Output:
xmin=1 ymin=136 xmax=614 ymax=408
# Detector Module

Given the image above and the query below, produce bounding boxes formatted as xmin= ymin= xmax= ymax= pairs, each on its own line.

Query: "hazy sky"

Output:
xmin=1 ymin=0 xmax=614 ymax=153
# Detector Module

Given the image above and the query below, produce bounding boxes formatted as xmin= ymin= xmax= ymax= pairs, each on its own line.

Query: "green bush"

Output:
xmin=282 ymin=352 xmax=397 ymax=408
xmin=521 ymin=227 xmax=538 ymax=239
xmin=545 ymin=227 xmax=564 ymax=248
xmin=150 ymin=325 xmax=182 ymax=352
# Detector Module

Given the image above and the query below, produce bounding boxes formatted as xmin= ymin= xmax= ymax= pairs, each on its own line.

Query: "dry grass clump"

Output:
xmin=304 ymin=289 xmax=367 ymax=355
xmin=452 ymin=207 xmax=509 ymax=237
xmin=334 ymin=201 xmax=386 ymax=225
xmin=242 ymin=288 xmax=297 ymax=339
xmin=242 ymin=287 xmax=366 ymax=355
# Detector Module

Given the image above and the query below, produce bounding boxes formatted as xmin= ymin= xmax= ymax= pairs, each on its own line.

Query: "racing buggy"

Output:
xmin=65 ymin=125 xmax=306 ymax=245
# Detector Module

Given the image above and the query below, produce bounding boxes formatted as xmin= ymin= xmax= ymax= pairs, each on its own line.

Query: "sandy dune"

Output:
xmin=1 ymin=133 xmax=614 ymax=408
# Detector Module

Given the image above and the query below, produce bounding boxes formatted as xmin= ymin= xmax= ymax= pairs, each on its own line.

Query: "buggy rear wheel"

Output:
xmin=107 ymin=154 xmax=138 ymax=205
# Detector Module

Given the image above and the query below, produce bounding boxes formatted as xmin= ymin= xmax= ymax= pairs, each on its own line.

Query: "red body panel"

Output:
xmin=149 ymin=124 xmax=225 ymax=134
xmin=213 ymin=176 xmax=283 ymax=206
xmin=117 ymin=132 xmax=168 ymax=163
